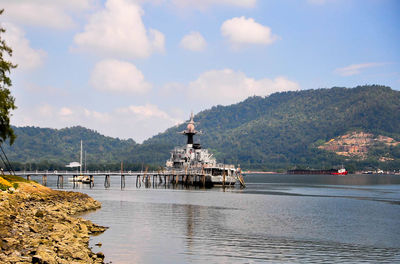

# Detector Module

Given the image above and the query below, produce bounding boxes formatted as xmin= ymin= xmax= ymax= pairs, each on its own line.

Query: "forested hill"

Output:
xmin=3 ymin=126 xmax=138 ymax=169
xmin=135 ymin=85 xmax=400 ymax=171
xmin=3 ymin=85 xmax=400 ymax=171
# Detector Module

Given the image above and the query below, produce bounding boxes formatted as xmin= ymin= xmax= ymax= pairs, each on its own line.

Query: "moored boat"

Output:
xmin=331 ymin=167 xmax=348 ymax=175
xmin=288 ymin=167 xmax=348 ymax=175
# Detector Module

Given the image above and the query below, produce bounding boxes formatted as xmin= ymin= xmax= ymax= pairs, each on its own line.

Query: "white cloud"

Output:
xmin=335 ymin=63 xmax=387 ymax=76
xmin=13 ymin=104 xmax=182 ymax=143
xmin=37 ymin=104 xmax=54 ymax=118
xmin=2 ymin=23 xmax=46 ymax=70
xmin=170 ymin=0 xmax=256 ymax=9
xmin=59 ymin=107 xmax=73 ymax=116
xmin=180 ymin=31 xmax=207 ymax=51
xmin=186 ymin=69 xmax=299 ymax=106
xmin=90 ymin=59 xmax=152 ymax=95
xmin=1 ymin=0 xmax=95 ymax=29
xmin=116 ymin=104 xmax=180 ymax=122
xmin=73 ymin=0 xmax=165 ymax=59
xmin=221 ymin=16 xmax=278 ymax=47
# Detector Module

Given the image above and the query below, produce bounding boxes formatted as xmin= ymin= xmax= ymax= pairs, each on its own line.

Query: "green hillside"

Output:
xmin=2 ymin=126 xmax=139 ymax=170
xmin=3 ymin=85 xmax=400 ymax=171
xmin=134 ymin=85 xmax=400 ymax=171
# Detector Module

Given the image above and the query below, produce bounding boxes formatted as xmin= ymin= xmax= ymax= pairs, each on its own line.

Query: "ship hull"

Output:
xmin=172 ymin=174 xmax=236 ymax=187
xmin=331 ymin=171 xmax=348 ymax=175
xmin=287 ymin=169 xmax=348 ymax=175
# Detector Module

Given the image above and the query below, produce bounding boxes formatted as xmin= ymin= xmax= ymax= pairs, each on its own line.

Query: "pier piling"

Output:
xmin=104 ymin=175 xmax=110 ymax=188
xmin=121 ymin=175 xmax=125 ymax=189
xmin=42 ymin=175 xmax=47 ymax=186
xmin=57 ymin=175 xmax=64 ymax=188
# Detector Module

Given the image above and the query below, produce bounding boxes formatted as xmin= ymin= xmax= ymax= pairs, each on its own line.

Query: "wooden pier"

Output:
xmin=14 ymin=170 xmax=245 ymax=189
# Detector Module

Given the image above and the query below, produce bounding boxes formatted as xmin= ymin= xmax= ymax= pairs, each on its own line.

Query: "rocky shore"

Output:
xmin=0 ymin=179 xmax=107 ymax=263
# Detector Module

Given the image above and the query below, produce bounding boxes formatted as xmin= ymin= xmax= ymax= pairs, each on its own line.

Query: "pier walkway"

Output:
xmin=13 ymin=170 xmax=244 ymax=188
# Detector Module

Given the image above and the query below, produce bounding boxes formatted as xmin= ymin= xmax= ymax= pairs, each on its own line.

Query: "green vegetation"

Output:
xmin=0 ymin=9 xmax=17 ymax=145
xmin=134 ymin=85 xmax=400 ymax=171
xmin=0 ymin=176 xmax=12 ymax=191
xmin=2 ymin=174 xmax=29 ymax=183
xmin=3 ymin=126 xmax=139 ymax=169
xmin=3 ymin=85 xmax=400 ymax=171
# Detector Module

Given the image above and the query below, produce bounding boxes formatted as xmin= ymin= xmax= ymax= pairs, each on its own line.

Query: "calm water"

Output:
xmin=35 ymin=174 xmax=400 ymax=263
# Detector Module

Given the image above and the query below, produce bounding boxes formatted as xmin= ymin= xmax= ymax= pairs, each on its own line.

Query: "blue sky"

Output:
xmin=1 ymin=0 xmax=399 ymax=142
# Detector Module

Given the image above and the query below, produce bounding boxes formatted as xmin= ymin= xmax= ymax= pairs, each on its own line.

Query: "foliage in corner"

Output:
xmin=0 ymin=176 xmax=12 ymax=191
xmin=0 ymin=9 xmax=17 ymax=145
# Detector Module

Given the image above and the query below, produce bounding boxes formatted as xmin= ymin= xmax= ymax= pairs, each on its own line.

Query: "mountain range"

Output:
xmin=3 ymin=85 xmax=400 ymax=172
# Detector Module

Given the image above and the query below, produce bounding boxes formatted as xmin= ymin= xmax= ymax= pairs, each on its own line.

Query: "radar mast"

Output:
xmin=181 ymin=112 xmax=199 ymax=145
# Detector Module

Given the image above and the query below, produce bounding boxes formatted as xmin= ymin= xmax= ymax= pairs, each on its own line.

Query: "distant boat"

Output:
xmin=331 ymin=167 xmax=348 ymax=175
xmin=287 ymin=167 xmax=348 ymax=175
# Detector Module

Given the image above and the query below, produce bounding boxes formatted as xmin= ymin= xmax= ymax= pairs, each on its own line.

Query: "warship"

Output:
xmin=165 ymin=113 xmax=244 ymax=187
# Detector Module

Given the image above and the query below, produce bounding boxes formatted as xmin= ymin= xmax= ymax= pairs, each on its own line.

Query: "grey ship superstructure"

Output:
xmin=166 ymin=113 xmax=240 ymax=186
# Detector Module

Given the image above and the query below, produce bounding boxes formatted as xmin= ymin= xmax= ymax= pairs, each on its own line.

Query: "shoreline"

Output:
xmin=0 ymin=178 xmax=107 ymax=263
xmin=243 ymin=171 xmax=281 ymax=174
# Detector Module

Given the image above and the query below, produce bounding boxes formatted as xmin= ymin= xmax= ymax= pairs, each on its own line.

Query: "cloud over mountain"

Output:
xmin=2 ymin=23 xmax=46 ymax=70
xmin=74 ymin=0 xmax=165 ymax=59
xmin=180 ymin=31 xmax=207 ymax=51
xmin=221 ymin=16 xmax=278 ymax=47
xmin=1 ymin=0 xmax=94 ymax=29
xmin=90 ymin=59 xmax=152 ymax=95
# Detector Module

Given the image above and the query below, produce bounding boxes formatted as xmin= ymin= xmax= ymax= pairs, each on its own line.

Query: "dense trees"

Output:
xmin=133 ymin=85 xmax=400 ymax=171
xmin=0 ymin=9 xmax=17 ymax=145
xmin=4 ymin=85 xmax=400 ymax=171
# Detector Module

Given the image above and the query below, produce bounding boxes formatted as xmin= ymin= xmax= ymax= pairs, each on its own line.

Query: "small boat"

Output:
xmin=68 ymin=175 xmax=91 ymax=183
xmin=331 ymin=167 xmax=348 ymax=175
xmin=66 ymin=140 xmax=91 ymax=183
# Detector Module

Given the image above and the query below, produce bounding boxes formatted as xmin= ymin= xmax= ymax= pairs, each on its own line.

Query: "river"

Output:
xmin=32 ymin=173 xmax=400 ymax=263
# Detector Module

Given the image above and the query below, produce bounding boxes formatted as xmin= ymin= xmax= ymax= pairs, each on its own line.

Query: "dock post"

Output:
xmin=104 ymin=175 xmax=110 ymax=188
xmin=136 ymin=175 xmax=140 ymax=188
xmin=57 ymin=175 xmax=64 ymax=188
xmin=42 ymin=175 xmax=47 ymax=186
xmin=121 ymin=175 xmax=125 ymax=189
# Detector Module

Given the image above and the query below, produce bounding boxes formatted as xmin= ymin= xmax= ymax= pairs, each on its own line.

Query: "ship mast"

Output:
xmin=181 ymin=112 xmax=199 ymax=145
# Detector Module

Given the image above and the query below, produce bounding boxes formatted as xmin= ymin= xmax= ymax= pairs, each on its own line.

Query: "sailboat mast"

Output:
xmin=85 ymin=151 xmax=87 ymax=173
xmin=80 ymin=140 xmax=83 ymax=174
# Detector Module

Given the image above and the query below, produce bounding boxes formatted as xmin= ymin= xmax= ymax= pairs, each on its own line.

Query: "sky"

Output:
xmin=0 ymin=0 xmax=399 ymax=143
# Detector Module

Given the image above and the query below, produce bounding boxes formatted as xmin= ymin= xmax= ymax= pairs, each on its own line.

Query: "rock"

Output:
xmin=95 ymin=242 xmax=102 ymax=247
xmin=32 ymin=255 xmax=42 ymax=263
xmin=0 ymin=184 xmax=107 ymax=263
xmin=35 ymin=210 xmax=45 ymax=218
xmin=96 ymin=252 xmax=105 ymax=259
xmin=30 ymin=225 xmax=39 ymax=233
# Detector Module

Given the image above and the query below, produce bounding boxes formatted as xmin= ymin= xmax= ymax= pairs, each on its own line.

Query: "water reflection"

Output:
xmin=26 ymin=174 xmax=400 ymax=263
xmin=87 ymin=200 xmax=400 ymax=264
